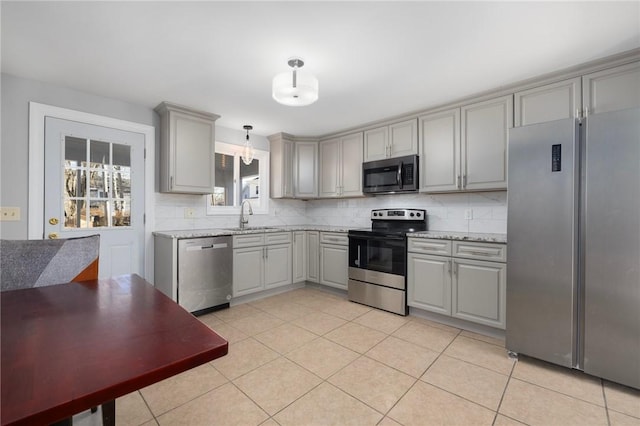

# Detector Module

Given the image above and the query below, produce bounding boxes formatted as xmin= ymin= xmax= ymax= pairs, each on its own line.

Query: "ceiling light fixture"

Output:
xmin=241 ymin=125 xmax=254 ymax=165
xmin=272 ymin=57 xmax=318 ymax=106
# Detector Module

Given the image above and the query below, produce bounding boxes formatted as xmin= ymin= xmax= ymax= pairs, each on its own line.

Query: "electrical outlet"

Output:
xmin=184 ymin=208 xmax=195 ymax=219
xmin=464 ymin=209 xmax=473 ymax=220
xmin=0 ymin=207 xmax=21 ymax=221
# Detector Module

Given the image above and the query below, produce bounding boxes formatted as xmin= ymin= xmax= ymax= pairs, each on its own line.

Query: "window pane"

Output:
xmin=88 ymin=200 xmax=109 ymax=227
xmin=112 ymin=198 xmax=130 ymax=227
xmin=65 ymin=136 xmax=86 ymax=167
xmin=240 ymin=159 xmax=260 ymax=203
xmin=214 ymin=153 xmax=234 ymax=206
xmin=90 ymin=140 xmax=110 ymax=168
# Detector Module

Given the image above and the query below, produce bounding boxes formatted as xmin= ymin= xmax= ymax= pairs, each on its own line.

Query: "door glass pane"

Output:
xmin=64 ymin=136 xmax=86 ymax=167
xmin=113 ymin=144 xmax=131 ymax=167
xmin=64 ymin=168 xmax=86 ymax=198
xmin=214 ymin=153 xmax=234 ymax=206
xmin=90 ymin=140 xmax=110 ymax=168
xmin=64 ymin=199 xmax=84 ymax=228
xmin=112 ymin=198 xmax=130 ymax=227
xmin=112 ymin=166 xmax=131 ymax=199
xmin=89 ymin=169 xmax=110 ymax=198
xmin=89 ymin=200 xmax=109 ymax=227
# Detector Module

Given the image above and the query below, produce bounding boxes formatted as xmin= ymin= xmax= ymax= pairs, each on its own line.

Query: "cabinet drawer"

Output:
xmin=320 ymin=232 xmax=348 ymax=246
xmin=265 ymin=232 xmax=291 ymax=245
xmin=233 ymin=233 xmax=265 ymax=248
xmin=453 ymin=241 xmax=506 ymax=262
xmin=408 ymin=238 xmax=452 ymax=256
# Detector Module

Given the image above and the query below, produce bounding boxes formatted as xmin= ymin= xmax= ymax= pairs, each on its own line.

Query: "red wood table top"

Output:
xmin=1 ymin=274 xmax=228 ymax=426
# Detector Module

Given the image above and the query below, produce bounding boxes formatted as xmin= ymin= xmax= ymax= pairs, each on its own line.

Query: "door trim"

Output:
xmin=28 ymin=102 xmax=156 ymax=280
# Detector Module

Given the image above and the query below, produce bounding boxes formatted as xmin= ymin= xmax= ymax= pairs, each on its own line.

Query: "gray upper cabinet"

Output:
xmin=419 ymin=108 xmax=460 ymax=192
xmin=294 ymin=141 xmax=319 ymax=198
xmin=363 ymin=119 xmax=418 ymax=162
xmin=155 ymin=102 xmax=219 ymax=194
xmin=462 ymin=95 xmax=512 ymax=191
xmin=419 ymin=95 xmax=512 ymax=193
xmin=583 ymin=61 xmax=640 ymax=114
xmin=515 ymin=77 xmax=582 ymax=127
xmin=269 ymin=133 xmax=295 ymax=199
xmin=270 ymin=133 xmax=318 ymax=199
xmin=319 ymin=133 xmax=363 ymax=197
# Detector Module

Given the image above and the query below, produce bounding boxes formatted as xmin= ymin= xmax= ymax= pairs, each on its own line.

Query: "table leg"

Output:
xmin=50 ymin=418 xmax=72 ymax=426
xmin=101 ymin=400 xmax=115 ymax=426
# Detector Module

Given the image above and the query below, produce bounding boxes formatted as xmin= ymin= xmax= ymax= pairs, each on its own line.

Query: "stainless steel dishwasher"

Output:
xmin=177 ymin=236 xmax=232 ymax=315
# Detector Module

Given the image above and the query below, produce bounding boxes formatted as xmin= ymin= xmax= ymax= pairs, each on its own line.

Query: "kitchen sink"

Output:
xmin=223 ymin=226 xmax=282 ymax=231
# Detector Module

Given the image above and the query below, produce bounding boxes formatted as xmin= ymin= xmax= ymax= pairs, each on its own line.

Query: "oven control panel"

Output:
xmin=371 ymin=209 xmax=427 ymax=220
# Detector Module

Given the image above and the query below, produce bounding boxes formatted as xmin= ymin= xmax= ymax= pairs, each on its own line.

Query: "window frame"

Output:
xmin=206 ymin=141 xmax=270 ymax=215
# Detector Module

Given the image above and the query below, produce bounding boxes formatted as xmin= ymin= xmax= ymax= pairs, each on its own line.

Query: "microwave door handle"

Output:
xmin=397 ymin=162 xmax=403 ymax=190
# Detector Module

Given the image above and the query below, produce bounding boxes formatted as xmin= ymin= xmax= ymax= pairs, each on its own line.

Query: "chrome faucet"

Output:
xmin=239 ymin=199 xmax=253 ymax=229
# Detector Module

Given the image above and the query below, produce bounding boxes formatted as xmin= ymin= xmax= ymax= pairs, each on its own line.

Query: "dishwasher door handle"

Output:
xmin=185 ymin=243 xmax=228 ymax=251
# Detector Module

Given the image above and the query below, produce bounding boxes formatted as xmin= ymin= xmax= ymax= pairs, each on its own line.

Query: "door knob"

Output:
xmin=48 ymin=233 xmax=59 ymax=239
xmin=49 ymin=217 xmax=59 ymax=225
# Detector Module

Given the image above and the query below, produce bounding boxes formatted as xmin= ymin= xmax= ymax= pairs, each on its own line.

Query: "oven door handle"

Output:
xmin=397 ymin=161 xmax=403 ymax=190
xmin=349 ymin=234 xmax=406 ymax=242
xmin=355 ymin=244 xmax=361 ymax=267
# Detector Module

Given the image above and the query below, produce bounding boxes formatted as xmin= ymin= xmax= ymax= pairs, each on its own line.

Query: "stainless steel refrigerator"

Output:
xmin=506 ymin=107 xmax=639 ymax=389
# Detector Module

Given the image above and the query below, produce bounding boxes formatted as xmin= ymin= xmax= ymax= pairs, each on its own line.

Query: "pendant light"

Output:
xmin=241 ymin=125 xmax=254 ymax=165
xmin=272 ymin=57 xmax=319 ymax=106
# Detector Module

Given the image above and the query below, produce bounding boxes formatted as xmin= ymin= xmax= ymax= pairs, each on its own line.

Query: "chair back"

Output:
xmin=0 ymin=234 xmax=100 ymax=292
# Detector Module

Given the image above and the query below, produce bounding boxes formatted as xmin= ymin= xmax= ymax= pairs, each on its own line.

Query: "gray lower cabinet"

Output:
xmin=319 ymin=232 xmax=349 ymax=290
xmin=407 ymin=238 xmax=507 ymax=329
xmin=407 ymin=252 xmax=452 ymax=315
xmin=232 ymin=232 xmax=292 ymax=297
xmin=292 ymin=231 xmax=307 ymax=283
xmin=306 ymin=231 xmax=320 ymax=282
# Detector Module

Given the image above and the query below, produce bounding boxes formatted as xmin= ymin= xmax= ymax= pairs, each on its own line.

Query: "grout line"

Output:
xmin=601 ymin=378 xmax=611 ymax=426
xmin=492 ymin=357 xmax=517 ymax=426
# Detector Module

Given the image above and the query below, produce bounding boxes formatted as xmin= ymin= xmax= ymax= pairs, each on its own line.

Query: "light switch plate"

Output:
xmin=464 ymin=209 xmax=473 ymax=220
xmin=184 ymin=207 xmax=195 ymax=219
xmin=0 ymin=207 xmax=21 ymax=221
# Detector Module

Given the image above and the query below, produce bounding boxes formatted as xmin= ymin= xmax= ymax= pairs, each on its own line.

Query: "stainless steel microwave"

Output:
xmin=362 ymin=155 xmax=419 ymax=194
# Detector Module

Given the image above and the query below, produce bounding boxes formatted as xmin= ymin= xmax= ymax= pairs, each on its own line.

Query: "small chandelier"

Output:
xmin=241 ymin=125 xmax=254 ymax=165
xmin=272 ymin=57 xmax=319 ymax=106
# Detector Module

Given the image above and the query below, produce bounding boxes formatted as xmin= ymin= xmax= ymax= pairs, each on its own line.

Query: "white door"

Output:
xmin=44 ymin=117 xmax=145 ymax=278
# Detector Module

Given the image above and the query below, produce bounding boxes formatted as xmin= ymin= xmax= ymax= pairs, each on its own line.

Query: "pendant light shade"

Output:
xmin=241 ymin=125 xmax=254 ymax=166
xmin=272 ymin=57 xmax=318 ymax=106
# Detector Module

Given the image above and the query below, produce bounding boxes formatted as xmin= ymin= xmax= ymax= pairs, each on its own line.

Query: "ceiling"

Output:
xmin=2 ymin=1 xmax=639 ymax=137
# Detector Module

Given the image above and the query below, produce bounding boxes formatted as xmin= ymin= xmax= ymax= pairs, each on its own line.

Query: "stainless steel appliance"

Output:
xmin=178 ymin=236 xmax=232 ymax=315
xmin=362 ymin=155 xmax=419 ymax=194
xmin=506 ymin=108 xmax=639 ymax=389
xmin=348 ymin=209 xmax=427 ymax=315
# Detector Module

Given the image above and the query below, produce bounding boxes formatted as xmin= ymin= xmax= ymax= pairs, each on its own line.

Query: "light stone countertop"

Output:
xmin=407 ymin=230 xmax=507 ymax=244
xmin=154 ymin=226 xmax=505 ymax=243
xmin=153 ymin=225 xmax=354 ymax=239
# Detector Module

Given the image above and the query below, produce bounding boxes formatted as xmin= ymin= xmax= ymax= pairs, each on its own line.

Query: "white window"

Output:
xmin=206 ymin=142 xmax=269 ymax=215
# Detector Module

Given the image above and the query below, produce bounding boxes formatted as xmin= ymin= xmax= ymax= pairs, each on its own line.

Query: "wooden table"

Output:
xmin=1 ymin=274 xmax=228 ymax=426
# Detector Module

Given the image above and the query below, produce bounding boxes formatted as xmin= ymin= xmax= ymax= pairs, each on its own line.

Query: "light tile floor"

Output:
xmin=75 ymin=287 xmax=640 ymax=426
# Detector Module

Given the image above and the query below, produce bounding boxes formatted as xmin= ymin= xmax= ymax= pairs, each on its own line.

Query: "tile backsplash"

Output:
xmin=154 ymin=191 xmax=506 ymax=234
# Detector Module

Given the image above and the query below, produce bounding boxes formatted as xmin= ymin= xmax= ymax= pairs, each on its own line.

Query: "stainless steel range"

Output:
xmin=348 ymin=209 xmax=427 ymax=316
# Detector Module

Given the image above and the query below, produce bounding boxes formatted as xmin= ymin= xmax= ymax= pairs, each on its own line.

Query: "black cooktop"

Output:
xmin=348 ymin=208 xmax=427 ymax=238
